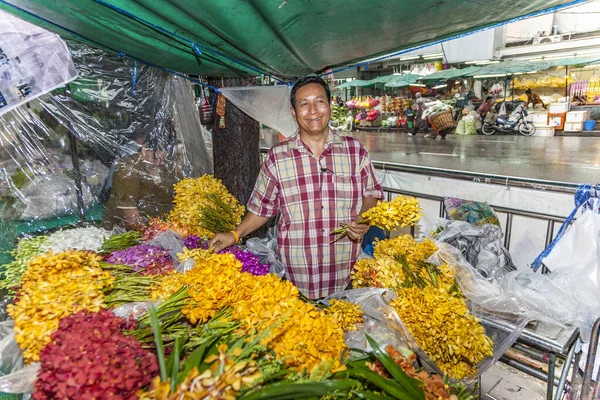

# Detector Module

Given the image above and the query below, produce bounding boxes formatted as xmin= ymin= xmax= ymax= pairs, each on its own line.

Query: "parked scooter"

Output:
xmin=482 ymin=103 xmax=536 ymax=136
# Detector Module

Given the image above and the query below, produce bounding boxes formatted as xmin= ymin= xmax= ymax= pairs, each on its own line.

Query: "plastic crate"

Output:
xmin=548 ymin=113 xmax=566 ymax=130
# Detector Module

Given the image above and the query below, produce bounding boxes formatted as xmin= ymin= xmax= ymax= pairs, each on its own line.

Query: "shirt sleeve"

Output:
xmin=112 ymin=161 xmax=141 ymax=209
xmin=359 ymin=147 xmax=384 ymax=200
xmin=247 ymin=152 xmax=280 ymax=218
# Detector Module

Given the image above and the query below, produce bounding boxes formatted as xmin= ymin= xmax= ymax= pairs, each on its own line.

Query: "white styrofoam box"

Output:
xmin=566 ymin=110 xmax=590 ymax=122
xmin=533 ymin=125 xmax=555 ymax=137
xmin=531 ymin=111 xmax=548 ymax=125
xmin=548 ymin=102 xmax=569 ymax=114
xmin=564 ymin=121 xmax=584 ymax=132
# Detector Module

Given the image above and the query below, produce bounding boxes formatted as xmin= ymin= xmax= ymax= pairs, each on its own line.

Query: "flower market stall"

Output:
xmin=0 ymin=179 xmax=537 ymax=399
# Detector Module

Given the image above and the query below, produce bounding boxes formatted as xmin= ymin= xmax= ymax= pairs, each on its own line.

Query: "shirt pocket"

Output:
xmin=331 ymin=174 xmax=360 ymax=217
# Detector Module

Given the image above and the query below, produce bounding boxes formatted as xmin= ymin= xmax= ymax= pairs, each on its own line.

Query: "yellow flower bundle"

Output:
xmin=323 ymin=299 xmax=364 ymax=332
xmin=7 ymin=251 xmax=113 ymax=363
xmin=391 ymin=286 xmax=493 ymax=379
xmin=352 ymin=235 xmax=493 ymax=379
xmin=167 ymin=176 xmax=245 ymax=238
xmin=361 ymin=196 xmax=422 ymax=231
xmin=330 ymin=196 xmax=421 ymax=243
xmin=156 ymin=248 xmax=347 ymax=373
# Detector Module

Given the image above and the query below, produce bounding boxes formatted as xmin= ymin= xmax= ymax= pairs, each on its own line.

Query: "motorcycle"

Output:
xmin=481 ymin=103 xmax=536 ymax=136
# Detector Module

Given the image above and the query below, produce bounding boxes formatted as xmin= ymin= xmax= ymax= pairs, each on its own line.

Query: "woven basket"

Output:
xmin=428 ymin=109 xmax=456 ymax=132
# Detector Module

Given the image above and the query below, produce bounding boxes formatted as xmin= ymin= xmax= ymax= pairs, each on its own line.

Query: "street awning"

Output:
xmin=384 ymin=74 xmax=422 ymax=88
xmin=421 ymin=66 xmax=482 ymax=81
xmin=0 ymin=0 xmax=587 ymax=80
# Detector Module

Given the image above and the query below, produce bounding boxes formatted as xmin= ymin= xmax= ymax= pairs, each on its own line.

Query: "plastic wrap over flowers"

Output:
xmin=0 ymin=40 xmax=212 ymax=266
xmin=184 ymin=235 xmax=270 ymax=276
xmin=107 ymin=244 xmax=174 ymax=276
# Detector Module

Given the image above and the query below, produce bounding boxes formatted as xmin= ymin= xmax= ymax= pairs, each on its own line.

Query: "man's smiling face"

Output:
xmin=291 ymin=83 xmax=331 ymax=137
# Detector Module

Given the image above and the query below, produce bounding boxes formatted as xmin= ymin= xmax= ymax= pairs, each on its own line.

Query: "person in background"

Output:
xmin=525 ymin=88 xmax=545 ymax=108
xmin=209 ymin=74 xmax=383 ymax=299
xmin=477 ymin=96 xmax=493 ymax=119
xmin=410 ymin=93 xmax=430 ymax=138
xmin=101 ymin=132 xmax=182 ymax=230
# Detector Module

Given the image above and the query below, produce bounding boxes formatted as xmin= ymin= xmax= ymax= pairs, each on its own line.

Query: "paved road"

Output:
xmin=261 ymin=130 xmax=600 ymax=184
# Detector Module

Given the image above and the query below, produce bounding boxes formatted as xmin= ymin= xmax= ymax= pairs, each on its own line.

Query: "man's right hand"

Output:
xmin=208 ymin=231 xmax=237 ymax=253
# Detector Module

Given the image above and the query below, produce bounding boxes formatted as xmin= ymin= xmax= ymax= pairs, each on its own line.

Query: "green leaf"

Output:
xmin=170 ymin=336 xmax=182 ymax=393
xmin=238 ymin=379 xmax=360 ymax=400
xmin=148 ymin=306 xmax=168 ymax=382
xmin=178 ymin=341 xmax=207 ymax=385
xmin=347 ymin=365 xmax=417 ymax=400
xmin=352 ymin=390 xmax=397 ymax=400
xmin=365 ymin=334 xmax=424 ymax=399
xmin=197 ymin=340 xmax=220 ymax=374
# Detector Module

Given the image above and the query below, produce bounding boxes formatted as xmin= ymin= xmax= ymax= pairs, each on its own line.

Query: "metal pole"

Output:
xmin=565 ymin=66 xmax=569 ymax=100
xmin=582 ymin=318 xmax=600 ymax=400
xmin=547 ymin=353 xmax=556 ymax=400
xmin=67 ymin=125 xmax=86 ymax=223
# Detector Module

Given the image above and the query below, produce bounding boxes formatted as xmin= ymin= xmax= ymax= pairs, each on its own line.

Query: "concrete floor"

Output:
xmin=260 ymin=130 xmax=600 ymax=184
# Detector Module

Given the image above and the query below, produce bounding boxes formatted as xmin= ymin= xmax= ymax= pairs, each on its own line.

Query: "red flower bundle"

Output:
xmin=33 ymin=310 xmax=158 ymax=400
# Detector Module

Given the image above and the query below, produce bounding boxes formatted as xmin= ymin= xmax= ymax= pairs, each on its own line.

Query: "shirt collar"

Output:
xmin=287 ymin=130 xmax=343 ymax=153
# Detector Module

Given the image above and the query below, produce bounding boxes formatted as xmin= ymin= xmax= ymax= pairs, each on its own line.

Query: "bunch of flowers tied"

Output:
xmin=151 ymin=247 xmax=346 ymax=373
xmin=330 ymin=195 xmax=421 ymax=243
xmin=168 ymin=175 xmax=245 ymax=238
xmin=352 ymin=235 xmax=493 ymax=380
xmin=106 ymin=244 xmax=174 ymax=276
xmin=7 ymin=251 xmax=113 ymax=363
xmin=33 ymin=310 xmax=157 ymax=400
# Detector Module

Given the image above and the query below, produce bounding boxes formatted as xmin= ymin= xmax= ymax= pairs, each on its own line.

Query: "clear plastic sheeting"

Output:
xmin=433 ymin=220 xmax=516 ymax=281
xmin=0 ymin=41 xmax=211 ymax=262
xmin=220 ymin=86 xmax=297 ymax=137
xmin=323 ymin=288 xmax=410 ymax=353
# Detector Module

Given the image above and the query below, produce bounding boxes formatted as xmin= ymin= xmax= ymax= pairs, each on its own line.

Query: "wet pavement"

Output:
xmin=260 ymin=130 xmax=600 ymax=184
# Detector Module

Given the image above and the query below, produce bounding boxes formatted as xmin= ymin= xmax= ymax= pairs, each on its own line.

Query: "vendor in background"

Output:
xmin=525 ymin=88 xmax=546 ymax=109
xmin=477 ymin=96 xmax=494 ymax=119
xmin=209 ymin=75 xmax=383 ymax=299
xmin=410 ymin=93 xmax=430 ymax=138
xmin=101 ymin=132 xmax=182 ymax=230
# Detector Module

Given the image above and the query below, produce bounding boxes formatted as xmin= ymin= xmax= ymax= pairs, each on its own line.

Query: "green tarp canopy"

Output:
xmin=465 ymin=57 xmax=600 ymax=77
xmin=384 ymin=74 xmax=421 ymax=88
xmin=421 ymin=66 xmax=482 ymax=81
xmin=0 ymin=0 xmax=587 ymax=80
xmin=336 ymin=80 xmax=372 ymax=89
xmin=465 ymin=60 xmax=547 ymax=76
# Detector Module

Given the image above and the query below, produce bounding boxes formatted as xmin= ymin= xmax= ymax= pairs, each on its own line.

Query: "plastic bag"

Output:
xmin=0 ymin=364 xmax=39 ymax=394
xmin=112 ymin=301 xmax=161 ymax=320
xmin=455 ymin=119 xmax=466 ymax=135
xmin=323 ymin=288 xmax=410 ymax=353
xmin=245 ymin=234 xmax=286 ymax=279
xmin=145 ymin=230 xmax=185 ymax=267
xmin=0 ymin=321 xmax=37 ymax=395
xmin=433 ymin=220 xmax=516 ymax=281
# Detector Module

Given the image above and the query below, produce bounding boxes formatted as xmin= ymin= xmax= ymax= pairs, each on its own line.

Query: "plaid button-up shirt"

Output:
xmin=248 ymin=131 xmax=383 ymax=298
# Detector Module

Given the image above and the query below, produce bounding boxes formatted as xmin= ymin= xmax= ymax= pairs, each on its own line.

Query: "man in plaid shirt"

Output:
xmin=210 ymin=75 xmax=383 ymax=299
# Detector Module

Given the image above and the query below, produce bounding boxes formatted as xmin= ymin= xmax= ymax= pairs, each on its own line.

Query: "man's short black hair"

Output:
xmin=485 ymin=96 xmax=492 ymax=102
xmin=290 ymin=74 xmax=331 ymax=109
xmin=525 ymin=88 xmax=532 ymax=94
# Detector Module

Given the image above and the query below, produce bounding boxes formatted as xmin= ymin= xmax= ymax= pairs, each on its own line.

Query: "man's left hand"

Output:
xmin=346 ymin=222 xmax=369 ymax=243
